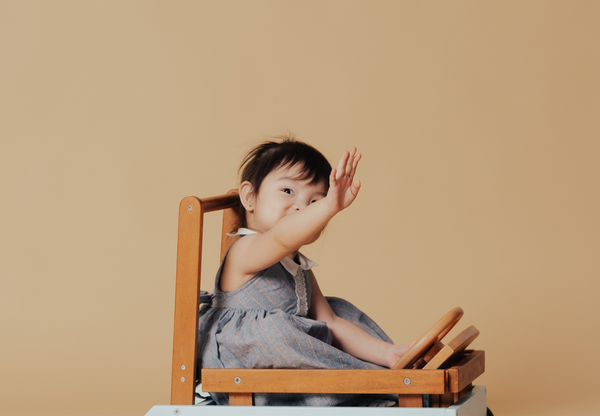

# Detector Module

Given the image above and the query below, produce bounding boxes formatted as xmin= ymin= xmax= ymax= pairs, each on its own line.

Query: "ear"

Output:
xmin=239 ymin=181 xmax=255 ymax=212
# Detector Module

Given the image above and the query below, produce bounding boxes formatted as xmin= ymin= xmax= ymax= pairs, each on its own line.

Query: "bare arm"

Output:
xmin=230 ymin=148 xmax=362 ymax=278
xmin=308 ymin=271 xmax=410 ymax=368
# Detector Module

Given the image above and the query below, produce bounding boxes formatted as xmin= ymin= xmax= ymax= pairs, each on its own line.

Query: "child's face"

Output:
xmin=246 ymin=163 xmax=327 ymax=240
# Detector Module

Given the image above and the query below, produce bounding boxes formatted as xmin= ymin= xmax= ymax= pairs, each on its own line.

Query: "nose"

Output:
xmin=292 ymin=200 xmax=308 ymax=211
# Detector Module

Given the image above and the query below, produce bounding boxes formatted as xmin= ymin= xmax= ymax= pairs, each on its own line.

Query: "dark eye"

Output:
xmin=283 ymin=188 xmax=293 ymax=195
xmin=311 ymin=200 xmax=318 ymax=204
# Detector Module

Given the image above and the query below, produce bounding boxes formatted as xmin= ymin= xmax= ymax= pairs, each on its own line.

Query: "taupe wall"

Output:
xmin=1 ymin=1 xmax=598 ymax=415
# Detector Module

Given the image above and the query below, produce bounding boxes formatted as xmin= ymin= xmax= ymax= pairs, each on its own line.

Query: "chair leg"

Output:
xmin=397 ymin=394 xmax=422 ymax=407
xmin=229 ymin=393 xmax=253 ymax=406
xmin=459 ymin=383 xmax=474 ymax=400
xmin=440 ymin=392 xmax=454 ymax=407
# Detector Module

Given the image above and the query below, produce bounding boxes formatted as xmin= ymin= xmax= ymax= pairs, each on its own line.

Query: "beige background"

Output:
xmin=1 ymin=1 xmax=599 ymax=415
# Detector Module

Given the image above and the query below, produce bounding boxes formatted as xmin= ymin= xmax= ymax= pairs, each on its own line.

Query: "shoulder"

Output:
xmin=220 ymin=234 xmax=263 ymax=292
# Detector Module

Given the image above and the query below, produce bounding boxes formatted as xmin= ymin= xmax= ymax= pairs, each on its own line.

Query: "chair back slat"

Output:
xmin=170 ymin=192 xmax=240 ymax=405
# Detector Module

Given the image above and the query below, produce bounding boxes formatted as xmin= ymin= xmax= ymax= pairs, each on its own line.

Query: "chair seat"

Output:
xmin=201 ymin=350 xmax=484 ymax=406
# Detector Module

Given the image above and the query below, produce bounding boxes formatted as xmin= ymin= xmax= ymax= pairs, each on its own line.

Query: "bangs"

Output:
xmin=273 ymin=157 xmax=330 ymax=187
xmin=240 ymin=136 xmax=332 ymax=193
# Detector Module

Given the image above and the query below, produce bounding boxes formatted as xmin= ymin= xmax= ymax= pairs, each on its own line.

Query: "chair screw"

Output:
xmin=234 ymin=377 xmax=241 ymax=384
xmin=181 ymin=365 xmax=186 ymax=370
xmin=180 ymin=377 xmax=185 ymax=382
xmin=188 ymin=205 xmax=193 ymax=210
xmin=403 ymin=378 xmax=411 ymax=386
xmin=173 ymin=409 xmax=180 ymax=415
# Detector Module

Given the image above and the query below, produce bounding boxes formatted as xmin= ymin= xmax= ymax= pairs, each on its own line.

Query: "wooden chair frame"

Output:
xmin=169 ymin=192 xmax=485 ymax=409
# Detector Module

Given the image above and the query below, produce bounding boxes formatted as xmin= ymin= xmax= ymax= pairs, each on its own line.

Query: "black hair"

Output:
xmin=237 ymin=134 xmax=332 ymax=228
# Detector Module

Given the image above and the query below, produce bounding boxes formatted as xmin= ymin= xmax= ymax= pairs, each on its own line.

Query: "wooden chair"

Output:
xmin=149 ymin=191 xmax=487 ymax=415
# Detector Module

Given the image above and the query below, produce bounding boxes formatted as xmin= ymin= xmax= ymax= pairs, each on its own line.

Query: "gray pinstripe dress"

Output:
xmin=197 ymin=243 xmax=396 ymax=406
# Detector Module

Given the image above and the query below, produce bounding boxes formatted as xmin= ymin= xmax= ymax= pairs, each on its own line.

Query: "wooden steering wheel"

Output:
xmin=392 ymin=307 xmax=464 ymax=369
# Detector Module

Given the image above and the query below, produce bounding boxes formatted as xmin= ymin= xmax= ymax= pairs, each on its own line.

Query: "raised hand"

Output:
xmin=325 ymin=147 xmax=362 ymax=214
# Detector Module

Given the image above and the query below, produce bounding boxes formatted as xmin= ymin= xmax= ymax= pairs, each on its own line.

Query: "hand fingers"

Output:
xmin=350 ymin=150 xmax=361 ymax=177
xmin=336 ymin=150 xmax=349 ymax=180
xmin=345 ymin=147 xmax=356 ymax=174
xmin=345 ymin=148 xmax=361 ymax=183
xmin=337 ymin=147 xmax=361 ymax=181
xmin=329 ymin=167 xmax=337 ymax=186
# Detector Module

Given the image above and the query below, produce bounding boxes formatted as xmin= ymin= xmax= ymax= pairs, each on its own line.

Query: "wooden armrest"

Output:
xmin=198 ymin=192 xmax=239 ymax=212
xmin=202 ymin=368 xmax=446 ymax=395
xmin=447 ymin=350 xmax=485 ymax=393
xmin=203 ymin=351 xmax=485 ymax=395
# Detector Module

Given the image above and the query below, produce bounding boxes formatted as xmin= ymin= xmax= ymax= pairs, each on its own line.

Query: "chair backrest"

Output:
xmin=170 ymin=191 xmax=240 ymax=405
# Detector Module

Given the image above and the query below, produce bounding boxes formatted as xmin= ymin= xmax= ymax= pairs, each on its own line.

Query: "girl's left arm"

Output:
xmin=308 ymin=270 xmax=410 ymax=368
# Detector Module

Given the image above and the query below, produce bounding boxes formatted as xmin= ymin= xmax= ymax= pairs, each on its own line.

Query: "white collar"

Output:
xmin=226 ymin=227 xmax=257 ymax=237
xmin=280 ymin=251 xmax=318 ymax=276
xmin=227 ymin=228 xmax=318 ymax=275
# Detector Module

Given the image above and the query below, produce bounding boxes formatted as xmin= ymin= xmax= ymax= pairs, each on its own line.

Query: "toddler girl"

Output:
xmin=198 ymin=137 xmax=410 ymax=406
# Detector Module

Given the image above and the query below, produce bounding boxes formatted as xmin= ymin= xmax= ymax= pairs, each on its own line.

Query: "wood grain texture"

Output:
xmin=423 ymin=326 xmax=479 ymax=370
xmin=229 ymin=393 xmax=253 ymax=406
xmin=397 ymin=394 xmax=423 ymax=407
xmin=170 ymin=197 xmax=203 ymax=405
xmin=447 ymin=350 xmax=485 ymax=393
xmin=202 ymin=369 xmax=446 ymax=394
xmin=170 ymin=192 xmax=240 ymax=405
xmin=392 ymin=307 xmax=463 ymax=369
xmin=220 ymin=191 xmax=240 ymax=259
